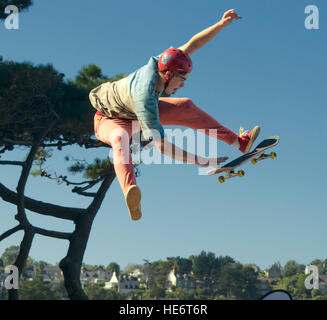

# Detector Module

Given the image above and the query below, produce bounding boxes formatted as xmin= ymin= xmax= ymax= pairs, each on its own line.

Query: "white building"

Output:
xmin=265 ymin=262 xmax=283 ymax=279
xmin=167 ymin=268 xmax=196 ymax=292
xmin=105 ymin=271 xmax=140 ymax=294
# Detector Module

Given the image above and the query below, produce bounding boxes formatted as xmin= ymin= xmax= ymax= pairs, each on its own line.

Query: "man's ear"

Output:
xmin=165 ymin=70 xmax=173 ymax=78
xmin=167 ymin=71 xmax=176 ymax=83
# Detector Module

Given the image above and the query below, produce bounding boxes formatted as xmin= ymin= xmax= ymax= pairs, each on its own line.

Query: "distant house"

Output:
xmin=195 ymin=278 xmax=215 ymax=292
xmin=318 ymin=275 xmax=327 ymax=291
xmin=80 ymin=266 xmax=111 ymax=285
xmin=105 ymin=271 xmax=140 ymax=294
xmin=105 ymin=271 xmax=119 ymax=289
xmin=23 ymin=265 xmax=37 ymax=280
xmin=42 ymin=265 xmax=63 ymax=282
xmin=265 ymin=262 xmax=283 ymax=279
xmin=167 ymin=268 xmax=196 ymax=292
xmin=128 ymin=268 xmax=144 ymax=280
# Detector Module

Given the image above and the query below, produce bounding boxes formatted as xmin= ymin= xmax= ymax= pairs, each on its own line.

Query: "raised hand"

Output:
xmin=220 ymin=9 xmax=242 ymax=27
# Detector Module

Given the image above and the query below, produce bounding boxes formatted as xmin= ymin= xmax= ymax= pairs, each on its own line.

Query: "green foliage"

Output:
xmin=106 ymin=288 xmax=126 ymax=300
xmin=0 ymin=58 xmax=125 ymax=147
xmin=0 ymin=60 xmax=74 ymax=143
xmin=154 ymin=274 xmax=167 ymax=288
xmin=148 ymin=287 xmax=166 ymax=299
xmin=83 ymin=283 xmax=108 ymax=300
xmin=83 ymin=158 xmax=113 ymax=180
xmin=270 ymin=273 xmax=310 ymax=299
xmin=106 ymin=262 xmax=120 ymax=275
xmin=31 ymin=147 xmax=53 ymax=176
xmin=32 ymin=147 xmax=53 ymax=163
xmin=83 ymin=283 xmax=126 ymax=300
xmin=166 ymin=288 xmax=209 ymax=300
xmin=81 ymin=263 xmax=105 ymax=271
xmin=167 ymin=256 xmax=192 ymax=275
xmin=19 ymin=275 xmax=60 ymax=300
xmin=311 ymin=289 xmax=322 ymax=298
xmin=311 ymin=259 xmax=327 ymax=275
xmin=240 ymin=266 xmax=260 ymax=299
xmin=192 ymin=251 xmax=235 ymax=281
xmin=214 ymin=264 xmax=242 ymax=299
xmin=192 ymin=251 xmax=218 ymax=280
xmin=73 ymin=64 xmax=126 ymax=92
xmin=0 ymin=245 xmax=19 ymax=266
xmin=284 ymin=260 xmax=305 ymax=277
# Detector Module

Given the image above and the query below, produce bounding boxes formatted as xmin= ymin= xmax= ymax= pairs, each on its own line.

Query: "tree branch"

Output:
xmin=0 ymin=160 xmax=25 ymax=166
xmin=34 ymin=227 xmax=72 ymax=240
xmin=72 ymin=191 xmax=97 ymax=197
xmin=0 ymin=225 xmax=23 ymax=241
xmin=8 ymin=229 xmax=35 ymax=300
xmin=15 ymin=117 xmax=58 ymax=225
xmin=0 ymin=182 xmax=85 ymax=221
xmin=87 ymin=167 xmax=116 ymax=215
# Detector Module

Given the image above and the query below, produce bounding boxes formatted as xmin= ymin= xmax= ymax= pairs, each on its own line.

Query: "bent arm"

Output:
xmin=154 ymin=138 xmax=228 ymax=167
xmin=154 ymin=138 xmax=199 ymax=164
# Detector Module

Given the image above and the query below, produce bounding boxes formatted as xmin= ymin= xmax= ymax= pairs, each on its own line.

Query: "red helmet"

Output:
xmin=158 ymin=48 xmax=192 ymax=85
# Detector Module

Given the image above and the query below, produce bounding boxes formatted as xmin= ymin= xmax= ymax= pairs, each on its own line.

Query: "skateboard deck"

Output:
xmin=207 ymin=136 xmax=280 ymax=183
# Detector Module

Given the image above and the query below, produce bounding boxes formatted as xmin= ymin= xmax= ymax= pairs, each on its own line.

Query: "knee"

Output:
xmin=110 ymin=130 xmax=130 ymax=148
xmin=110 ymin=134 xmax=129 ymax=159
xmin=111 ymin=135 xmax=122 ymax=145
xmin=178 ymin=97 xmax=195 ymax=110
xmin=111 ymin=134 xmax=125 ymax=147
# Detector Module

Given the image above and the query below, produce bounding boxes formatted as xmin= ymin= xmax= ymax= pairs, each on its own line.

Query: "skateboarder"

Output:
xmin=89 ymin=9 xmax=260 ymax=221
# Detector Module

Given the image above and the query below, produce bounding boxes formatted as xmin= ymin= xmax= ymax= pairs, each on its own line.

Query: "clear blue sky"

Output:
xmin=1 ymin=0 xmax=326 ymax=272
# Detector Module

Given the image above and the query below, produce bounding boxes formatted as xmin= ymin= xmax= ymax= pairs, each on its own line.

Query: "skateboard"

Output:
xmin=207 ymin=136 xmax=280 ymax=183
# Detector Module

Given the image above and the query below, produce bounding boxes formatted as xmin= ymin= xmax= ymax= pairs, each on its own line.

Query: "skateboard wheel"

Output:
xmin=218 ymin=176 xmax=225 ymax=183
xmin=270 ymin=152 xmax=277 ymax=159
xmin=238 ymin=170 xmax=245 ymax=177
xmin=251 ymin=158 xmax=258 ymax=165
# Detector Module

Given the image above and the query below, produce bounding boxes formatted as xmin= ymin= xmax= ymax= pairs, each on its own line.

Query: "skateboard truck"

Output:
xmin=251 ymin=152 xmax=277 ymax=164
xmin=218 ymin=170 xmax=245 ymax=183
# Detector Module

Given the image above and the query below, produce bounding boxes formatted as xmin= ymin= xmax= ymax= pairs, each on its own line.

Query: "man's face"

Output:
xmin=165 ymin=72 xmax=189 ymax=95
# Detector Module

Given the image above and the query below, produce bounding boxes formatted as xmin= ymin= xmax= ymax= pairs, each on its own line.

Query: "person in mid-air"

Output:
xmin=89 ymin=9 xmax=260 ymax=221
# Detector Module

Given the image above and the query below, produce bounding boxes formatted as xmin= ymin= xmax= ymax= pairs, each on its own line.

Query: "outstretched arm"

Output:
xmin=178 ymin=9 xmax=242 ymax=55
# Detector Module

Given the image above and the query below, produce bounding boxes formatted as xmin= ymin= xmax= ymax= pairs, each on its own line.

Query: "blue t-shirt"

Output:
xmin=89 ymin=53 xmax=165 ymax=140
